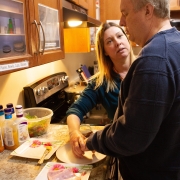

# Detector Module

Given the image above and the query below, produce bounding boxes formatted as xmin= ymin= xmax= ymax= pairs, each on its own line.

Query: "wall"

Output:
xmin=0 ymin=52 xmax=96 ymax=108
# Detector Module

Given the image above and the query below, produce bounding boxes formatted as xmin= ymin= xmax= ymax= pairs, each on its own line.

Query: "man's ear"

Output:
xmin=144 ymin=3 xmax=154 ymax=19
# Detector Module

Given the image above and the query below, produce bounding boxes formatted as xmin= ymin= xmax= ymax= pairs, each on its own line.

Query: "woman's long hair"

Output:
xmin=90 ymin=22 xmax=135 ymax=92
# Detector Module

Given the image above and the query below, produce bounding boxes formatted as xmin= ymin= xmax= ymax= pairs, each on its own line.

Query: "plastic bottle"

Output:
xmin=0 ymin=109 xmax=5 ymax=152
xmin=15 ymin=105 xmax=29 ymax=145
xmin=3 ymin=108 xmax=19 ymax=150
xmin=6 ymin=103 xmax=16 ymax=120
xmin=8 ymin=18 xmax=13 ymax=34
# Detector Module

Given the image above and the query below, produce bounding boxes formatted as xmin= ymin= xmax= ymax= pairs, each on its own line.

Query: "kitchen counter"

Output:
xmin=0 ymin=124 xmax=108 ymax=180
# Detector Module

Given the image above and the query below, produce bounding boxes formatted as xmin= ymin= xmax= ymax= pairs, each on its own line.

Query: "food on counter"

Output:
xmin=25 ymin=113 xmax=38 ymax=119
xmin=23 ymin=107 xmax=53 ymax=137
xmin=47 ymin=164 xmax=81 ymax=180
xmin=27 ymin=118 xmax=49 ymax=137
xmin=30 ymin=140 xmax=52 ymax=149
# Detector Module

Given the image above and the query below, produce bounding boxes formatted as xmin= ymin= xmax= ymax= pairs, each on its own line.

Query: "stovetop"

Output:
xmin=23 ymin=72 xmax=69 ymax=124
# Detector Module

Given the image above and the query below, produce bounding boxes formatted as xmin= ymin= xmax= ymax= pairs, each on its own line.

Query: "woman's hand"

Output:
xmin=69 ymin=130 xmax=86 ymax=158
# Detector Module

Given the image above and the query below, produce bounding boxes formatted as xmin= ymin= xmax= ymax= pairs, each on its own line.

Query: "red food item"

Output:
xmin=47 ymin=168 xmax=81 ymax=180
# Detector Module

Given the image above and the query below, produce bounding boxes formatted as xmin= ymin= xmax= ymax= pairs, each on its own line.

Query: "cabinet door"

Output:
xmin=79 ymin=0 xmax=88 ymax=9
xmin=0 ymin=0 xmax=36 ymax=76
xmin=30 ymin=0 xmax=64 ymax=65
xmin=100 ymin=0 xmax=121 ymax=22
xmin=64 ymin=28 xmax=90 ymax=52
xmin=88 ymin=0 xmax=96 ymax=18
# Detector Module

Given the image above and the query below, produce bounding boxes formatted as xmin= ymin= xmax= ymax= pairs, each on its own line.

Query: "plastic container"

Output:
xmin=15 ymin=105 xmax=30 ymax=145
xmin=3 ymin=108 xmax=19 ymax=150
xmin=0 ymin=109 xmax=5 ymax=152
xmin=23 ymin=107 xmax=53 ymax=137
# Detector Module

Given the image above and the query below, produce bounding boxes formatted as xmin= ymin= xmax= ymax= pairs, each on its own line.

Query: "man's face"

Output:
xmin=120 ymin=0 xmax=146 ymax=46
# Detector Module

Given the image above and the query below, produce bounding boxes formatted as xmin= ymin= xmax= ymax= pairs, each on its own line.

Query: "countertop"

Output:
xmin=0 ymin=124 xmax=108 ymax=180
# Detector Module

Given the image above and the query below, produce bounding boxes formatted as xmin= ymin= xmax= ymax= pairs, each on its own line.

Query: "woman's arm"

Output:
xmin=67 ymin=114 xmax=88 ymax=158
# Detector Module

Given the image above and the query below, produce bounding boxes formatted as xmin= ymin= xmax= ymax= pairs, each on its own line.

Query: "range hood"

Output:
xmin=62 ymin=0 xmax=101 ymax=28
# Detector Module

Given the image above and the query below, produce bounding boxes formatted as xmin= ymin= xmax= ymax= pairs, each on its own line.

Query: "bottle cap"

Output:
xmin=6 ymin=103 xmax=13 ymax=108
xmin=15 ymin=105 xmax=22 ymax=109
xmin=15 ymin=105 xmax=23 ymax=118
xmin=6 ymin=103 xmax=15 ymax=114
xmin=4 ymin=108 xmax=12 ymax=113
xmin=0 ymin=109 xmax=4 ymax=116
xmin=4 ymin=108 xmax=12 ymax=119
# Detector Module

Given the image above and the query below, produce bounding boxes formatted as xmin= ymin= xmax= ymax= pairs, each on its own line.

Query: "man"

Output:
xmin=82 ymin=0 xmax=180 ymax=179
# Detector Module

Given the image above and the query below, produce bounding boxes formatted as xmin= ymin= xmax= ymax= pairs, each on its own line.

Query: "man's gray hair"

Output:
xmin=131 ymin=0 xmax=170 ymax=18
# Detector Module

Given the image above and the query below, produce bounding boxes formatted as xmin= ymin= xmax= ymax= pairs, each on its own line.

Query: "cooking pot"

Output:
xmin=65 ymin=85 xmax=86 ymax=105
xmin=170 ymin=19 xmax=180 ymax=31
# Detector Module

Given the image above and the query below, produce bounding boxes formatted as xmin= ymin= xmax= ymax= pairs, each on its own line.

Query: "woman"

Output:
xmin=66 ymin=22 xmax=134 ymax=157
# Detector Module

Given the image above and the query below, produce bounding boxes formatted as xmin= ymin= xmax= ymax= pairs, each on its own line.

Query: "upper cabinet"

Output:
xmin=99 ymin=0 xmax=180 ymax=22
xmin=29 ymin=0 xmax=64 ymax=65
xmin=70 ymin=0 xmax=88 ymax=9
xmin=0 ymin=0 xmax=35 ymax=75
xmin=0 ymin=0 xmax=64 ymax=76
xmin=88 ymin=0 xmax=96 ymax=18
xmin=99 ymin=0 xmax=121 ymax=22
xmin=63 ymin=0 xmax=97 ymax=53
xmin=170 ymin=0 xmax=180 ymax=10
xmin=170 ymin=0 xmax=180 ymax=18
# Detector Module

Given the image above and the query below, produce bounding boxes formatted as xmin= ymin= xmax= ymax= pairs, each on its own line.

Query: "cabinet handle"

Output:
xmin=32 ymin=20 xmax=40 ymax=55
xmin=32 ymin=20 xmax=45 ymax=55
xmin=39 ymin=21 xmax=45 ymax=55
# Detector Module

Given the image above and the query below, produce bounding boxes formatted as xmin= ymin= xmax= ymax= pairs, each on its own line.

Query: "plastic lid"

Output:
xmin=15 ymin=105 xmax=22 ymax=109
xmin=6 ymin=103 xmax=14 ymax=108
xmin=15 ymin=105 xmax=23 ymax=118
xmin=0 ymin=109 xmax=4 ymax=116
xmin=4 ymin=108 xmax=12 ymax=113
xmin=4 ymin=108 xmax=12 ymax=119
xmin=6 ymin=103 xmax=15 ymax=114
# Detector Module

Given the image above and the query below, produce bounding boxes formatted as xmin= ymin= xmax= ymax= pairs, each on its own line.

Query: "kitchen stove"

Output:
xmin=23 ymin=72 xmax=70 ymax=124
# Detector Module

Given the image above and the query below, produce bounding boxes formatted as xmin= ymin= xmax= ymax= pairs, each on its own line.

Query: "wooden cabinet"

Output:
xmin=170 ymin=0 xmax=180 ymax=18
xmin=70 ymin=0 xmax=88 ymax=9
xmin=0 ymin=0 xmax=36 ymax=75
xmin=170 ymin=0 xmax=180 ymax=10
xmin=64 ymin=28 xmax=90 ymax=52
xmin=88 ymin=0 xmax=96 ymax=18
xmin=100 ymin=0 xmax=121 ymax=22
xmin=63 ymin=0 xmax=97 ymax=53
xmin=0 ymin=0 xmax=64 ymax=76
xmin=99 ymin=0 xmax=180 ymax=22
xmin=29 ymin=0 xmax=64 ymax=65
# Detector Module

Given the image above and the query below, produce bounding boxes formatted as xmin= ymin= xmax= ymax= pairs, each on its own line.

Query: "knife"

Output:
xmin=38 ymin=147 xmax=51 ymax=165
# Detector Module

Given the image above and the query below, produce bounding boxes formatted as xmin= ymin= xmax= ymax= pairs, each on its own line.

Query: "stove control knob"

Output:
xmin=42 ymin=86 xmax=48 ymax=93
xmin=36 ymin=88 xmax=44 ymax=96
xmin=62 ymin=76 xmax=69 ymax=83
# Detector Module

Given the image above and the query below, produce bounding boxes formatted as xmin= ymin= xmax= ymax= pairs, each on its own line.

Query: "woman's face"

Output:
xmin=103 ymin=26 xmax=130 ymax=62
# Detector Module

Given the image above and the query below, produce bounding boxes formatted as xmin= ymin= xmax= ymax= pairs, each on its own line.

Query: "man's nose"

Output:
xmin=120 ymin=16 xmax=126 ymax=26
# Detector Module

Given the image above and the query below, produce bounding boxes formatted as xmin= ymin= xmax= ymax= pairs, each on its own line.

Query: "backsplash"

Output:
xmin=0 ymin=52 xmax=96 ymax=108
